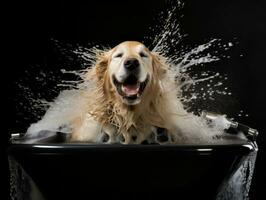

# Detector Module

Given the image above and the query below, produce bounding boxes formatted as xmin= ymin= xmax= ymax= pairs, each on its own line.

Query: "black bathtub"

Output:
xmin=8 ymin=131 xmax=258 ymax=200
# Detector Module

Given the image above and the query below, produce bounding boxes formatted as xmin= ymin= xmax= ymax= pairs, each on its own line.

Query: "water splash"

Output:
xmin=17 ymin=0 xmax=244 ymax=143
xmin=143 ymin=1 xmax=236 ymax=116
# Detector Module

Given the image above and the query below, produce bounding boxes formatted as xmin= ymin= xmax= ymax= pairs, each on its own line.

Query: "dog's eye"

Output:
xmin=114 ymin=53 xmax=123 ymax=58
xmin=139 ymin=52 xmax=148 ymax=58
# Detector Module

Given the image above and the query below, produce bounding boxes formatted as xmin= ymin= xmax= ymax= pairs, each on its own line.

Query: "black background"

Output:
xmin=4 ymin=0 xmax=266 ymax=199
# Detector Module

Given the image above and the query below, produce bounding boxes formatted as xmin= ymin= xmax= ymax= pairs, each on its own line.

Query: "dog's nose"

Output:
xmin=124 ymin=58 xmax=139 ymax=71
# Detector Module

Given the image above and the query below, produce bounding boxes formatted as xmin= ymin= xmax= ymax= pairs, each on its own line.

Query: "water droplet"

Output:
xmin=228 ymin=42 xmax=233 ymax=47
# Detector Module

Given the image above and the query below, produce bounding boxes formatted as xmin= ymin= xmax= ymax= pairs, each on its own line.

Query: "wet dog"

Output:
xmin=70 ymin=41 xmax=187 ymax=144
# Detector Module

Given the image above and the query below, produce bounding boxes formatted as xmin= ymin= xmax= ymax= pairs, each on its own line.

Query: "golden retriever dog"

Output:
xmin=70 ymin=41 xmax=189 ymax=144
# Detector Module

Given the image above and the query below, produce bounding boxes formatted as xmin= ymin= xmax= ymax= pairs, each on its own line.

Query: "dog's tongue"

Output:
xmin=122 ymin=84 xmax=139 ymax=96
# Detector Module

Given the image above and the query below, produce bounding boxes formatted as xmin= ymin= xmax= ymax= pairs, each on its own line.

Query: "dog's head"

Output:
xmin=92 ymin=41 xmax=167 ymax=106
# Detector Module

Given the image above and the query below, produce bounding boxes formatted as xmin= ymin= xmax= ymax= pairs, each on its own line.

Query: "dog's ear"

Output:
xmin=94 ymin=51 xmax=110 ymax=81
xmin=84 ymin=50 xmax=111 ymax=82
xmin=151 ymin=52 xmax=168 ymax=77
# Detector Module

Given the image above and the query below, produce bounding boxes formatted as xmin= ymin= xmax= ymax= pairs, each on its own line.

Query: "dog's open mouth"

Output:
xmin=113 ymin=75 xmax=149 ymax=100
